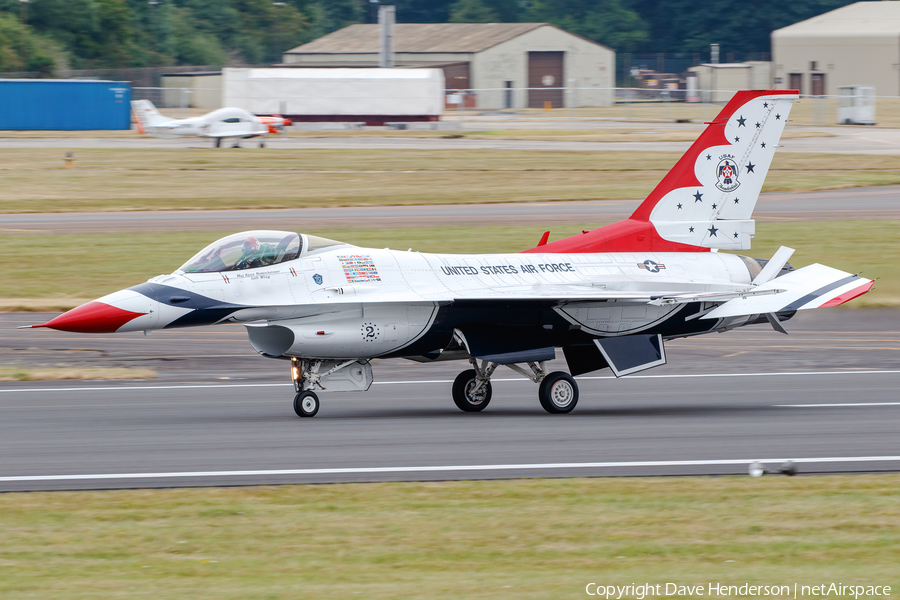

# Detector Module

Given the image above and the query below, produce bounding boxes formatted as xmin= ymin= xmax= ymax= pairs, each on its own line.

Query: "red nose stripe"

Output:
xmin=31 ymin=301 xmax=147 ymax=333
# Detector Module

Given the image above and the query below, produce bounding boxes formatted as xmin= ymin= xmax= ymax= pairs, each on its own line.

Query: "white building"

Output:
xmin=772 ymin=1 xmax=900 ymax=96
xmin=689 ymin=62 xmax=772 ymax=102
xmin=282 ymin=23 xmax=615 ymax=109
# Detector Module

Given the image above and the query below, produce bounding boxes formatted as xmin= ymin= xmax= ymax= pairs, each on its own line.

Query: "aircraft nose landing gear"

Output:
xmin=293 ymin=391 xmax=319 ymax=417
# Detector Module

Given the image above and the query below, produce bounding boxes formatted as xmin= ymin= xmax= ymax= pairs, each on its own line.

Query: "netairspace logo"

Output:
xmin=585 ymin=583 xmax=892 ymax=599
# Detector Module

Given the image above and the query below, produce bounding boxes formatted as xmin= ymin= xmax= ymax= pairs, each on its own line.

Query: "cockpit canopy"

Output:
xmin=179 ymin=231 xmax=348 ymax=273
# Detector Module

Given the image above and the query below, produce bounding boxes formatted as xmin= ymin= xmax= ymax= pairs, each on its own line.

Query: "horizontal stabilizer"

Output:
xmin=702 ymin=264 xmax=873 ymax=319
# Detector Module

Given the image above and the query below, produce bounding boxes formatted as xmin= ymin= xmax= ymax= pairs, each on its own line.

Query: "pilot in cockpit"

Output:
xmin=235 ymin=236 xmax=276 ymax=269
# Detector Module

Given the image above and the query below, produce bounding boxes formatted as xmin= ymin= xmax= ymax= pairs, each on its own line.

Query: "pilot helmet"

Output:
xmin=242 ymin=237 xmax=260 ymax=253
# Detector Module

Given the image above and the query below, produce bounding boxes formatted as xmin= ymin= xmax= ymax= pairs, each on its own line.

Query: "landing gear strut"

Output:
xmin=451 ymin=358 xmax=579 ymax=414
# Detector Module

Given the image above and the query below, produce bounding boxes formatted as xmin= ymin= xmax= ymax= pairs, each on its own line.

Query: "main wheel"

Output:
xmin=538 ymin=372 xmax=579 ymax=414
xmin=293 ymin=390 xmax=319 ymax=417
xmin=452 ymin=369 xmax=492 ymax=412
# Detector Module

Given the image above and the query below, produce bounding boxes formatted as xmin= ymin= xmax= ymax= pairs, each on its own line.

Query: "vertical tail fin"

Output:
xmin=525 ymin=90 xmax=799 ymax=254
xmin=130 ymin=99 xmax=168 ymax=134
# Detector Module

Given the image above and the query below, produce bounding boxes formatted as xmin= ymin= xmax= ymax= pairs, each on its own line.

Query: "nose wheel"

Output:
xmin=293 ymin=391 xmax=319 ymax=417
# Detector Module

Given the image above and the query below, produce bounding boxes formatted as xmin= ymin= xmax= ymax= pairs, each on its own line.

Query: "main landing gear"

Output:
xmin=452 ymin=358 xmax=579 ymax=414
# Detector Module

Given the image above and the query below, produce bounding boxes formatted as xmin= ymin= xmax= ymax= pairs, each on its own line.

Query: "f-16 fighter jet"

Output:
xmin=131 ymin=99 xmax=290 ymax=148
xmin=32 ymin=91 xmax=873 ymax=417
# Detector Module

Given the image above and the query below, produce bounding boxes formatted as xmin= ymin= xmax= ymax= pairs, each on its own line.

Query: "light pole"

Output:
xmin=19 ymin=0 xmax=29 ymax=74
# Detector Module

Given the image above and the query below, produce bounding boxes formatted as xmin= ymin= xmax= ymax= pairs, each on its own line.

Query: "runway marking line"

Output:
xmin=775 ymin=402 xmax=900 ymax=408
xmin=2 ymin=370 xmax=899 ymax=394
xmin=3 ymin=456 xmax=899 ymax=483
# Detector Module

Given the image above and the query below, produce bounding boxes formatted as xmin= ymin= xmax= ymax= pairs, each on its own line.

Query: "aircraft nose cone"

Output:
xmin=30 ymin=300 xmax=148 ymax=333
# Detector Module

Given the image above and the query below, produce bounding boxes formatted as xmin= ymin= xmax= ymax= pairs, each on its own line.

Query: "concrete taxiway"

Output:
xmin=1 ymin=309 xmax=897 ymax=491
xmin=3 ymin=186 xmax=898 ymax=235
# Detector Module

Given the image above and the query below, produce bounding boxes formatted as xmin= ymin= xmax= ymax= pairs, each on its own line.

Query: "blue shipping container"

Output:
xmin=0 ymin=80 xmax=131 ymax=130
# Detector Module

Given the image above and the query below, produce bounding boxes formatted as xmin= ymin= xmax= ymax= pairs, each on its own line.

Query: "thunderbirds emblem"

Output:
xmin=715 ymin=157 xmax=740 ymax=192
xmin=312 ymin=273 xmax=323 ymax=285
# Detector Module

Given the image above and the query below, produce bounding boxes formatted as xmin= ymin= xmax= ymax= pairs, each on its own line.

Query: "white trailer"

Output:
xmin=222 ymin=68 xmax=444 ymax=124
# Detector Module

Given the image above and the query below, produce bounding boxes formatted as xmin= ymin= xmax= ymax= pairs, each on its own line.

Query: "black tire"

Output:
xmin=293 ymin=391 xmax=319 ymax=417
xmin=452 ymin=369 xmax=492 ymax=412
xmin=538 ymin=372 xmax=579 ymax=414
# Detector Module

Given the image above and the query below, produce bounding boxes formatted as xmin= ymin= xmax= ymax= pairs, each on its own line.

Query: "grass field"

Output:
xmin=0 ymin=366 xmax=156 ymax=381
xmin=2 ymin=221 xmax=896 ymax=309
xmin=1 ymin=149 xmax=898 ymax=213
xmin=1 ymin=476 xmax=897 ymax=599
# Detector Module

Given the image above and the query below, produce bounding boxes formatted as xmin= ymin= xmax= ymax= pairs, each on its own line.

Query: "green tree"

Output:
xmin=449 ymin=0 xmax=498 ymax=23
xmin=632 ymin=0 xmax=856 ymax=54
xmin=0 ymin=12 xmax=61 ymax=73
xmin=527 ymin=0 xmax=648 ymax=52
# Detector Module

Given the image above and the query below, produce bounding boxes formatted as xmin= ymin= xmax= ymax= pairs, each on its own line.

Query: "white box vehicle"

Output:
xmin=837 ymin=86 xmax=876 ymax=125
xmin=222 ymin=68 xmax=444 ymax=123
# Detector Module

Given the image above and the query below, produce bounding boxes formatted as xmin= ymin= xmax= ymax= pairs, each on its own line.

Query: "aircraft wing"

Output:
xmin=446 ymin=284 xmax=787 ymax=305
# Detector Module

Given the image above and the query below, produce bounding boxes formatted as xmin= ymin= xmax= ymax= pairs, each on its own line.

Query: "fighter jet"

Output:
xmin=31 ymin=91 xmax=873 ymax=417
xmin=131 ymin=99 xmax=291 ymax=148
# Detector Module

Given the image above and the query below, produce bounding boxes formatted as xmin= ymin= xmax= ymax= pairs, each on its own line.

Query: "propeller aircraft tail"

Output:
xmin=131 ymin=99 xmax=170 ymax=135
xmin=525 ymin=90 xmax=799 ymax=254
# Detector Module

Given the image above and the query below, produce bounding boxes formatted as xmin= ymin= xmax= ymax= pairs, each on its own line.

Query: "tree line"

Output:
xmin=0 ymin=0 xmax=855 ymax=74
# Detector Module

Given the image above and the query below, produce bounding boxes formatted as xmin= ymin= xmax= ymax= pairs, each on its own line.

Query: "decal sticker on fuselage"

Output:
xmin=361 ymin=322 xmax=381 ymax=342
xmin=312 ymin=273 xmax=323 ymax=285
xmin=439 ymin=262 xmax=576 ymax=276
xmin=638 ymin=260 xmax=666 ymax=273
xmin=338 ymin=255 xmax=381 ymax=283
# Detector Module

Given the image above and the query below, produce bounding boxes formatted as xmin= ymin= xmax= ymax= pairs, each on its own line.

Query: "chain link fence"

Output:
xmin=130 ymin=84 xmax=897 ymax=128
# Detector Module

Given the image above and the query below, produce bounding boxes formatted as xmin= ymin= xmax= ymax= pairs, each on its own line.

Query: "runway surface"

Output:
xmin=3 ymin=186 xmax=898 ymax=234
xmin=1 ymin=309 xmax=898 ymax=491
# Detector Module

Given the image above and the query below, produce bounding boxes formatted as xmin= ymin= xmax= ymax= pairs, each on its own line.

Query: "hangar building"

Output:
xmin=772 ymin=1 xmax=900 ymax=96
xmin=282 ymin=23 xmax=614 ymax=109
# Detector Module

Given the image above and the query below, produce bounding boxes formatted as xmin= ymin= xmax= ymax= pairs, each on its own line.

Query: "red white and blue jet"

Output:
xmin=31 ymin=91 xmax=873 ymax=417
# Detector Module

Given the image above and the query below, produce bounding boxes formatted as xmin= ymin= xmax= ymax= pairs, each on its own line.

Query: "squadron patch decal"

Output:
xmin=715 ymin=154 xmax=740 ymax=192
xmin=312 ymin=273 xmax=323 ymax=285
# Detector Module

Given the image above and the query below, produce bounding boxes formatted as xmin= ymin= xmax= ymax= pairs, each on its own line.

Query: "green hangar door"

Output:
xmin=528 ymin=51 xmax=564 ymax=109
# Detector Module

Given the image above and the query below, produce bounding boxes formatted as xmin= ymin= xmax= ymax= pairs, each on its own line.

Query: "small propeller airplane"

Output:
xmin=131 ymin=99 xmax=291 ymax=148
xmin=31 ymin=90 xmax=873 ymax=417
